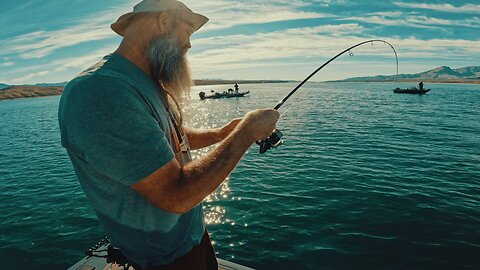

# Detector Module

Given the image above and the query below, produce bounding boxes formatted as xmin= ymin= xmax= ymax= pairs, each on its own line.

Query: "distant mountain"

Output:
xmin=0 ymin=82 xmax=67 ymax=90
xmin=33 ymin=82 xmax=68 ymax=87
xmin=0 ymin=85 xmax=63 ymax=100
xmin=335 ymin=66 xmax=480 ymax=82
xmin=453 ymin=66 xmax=480 ymax=77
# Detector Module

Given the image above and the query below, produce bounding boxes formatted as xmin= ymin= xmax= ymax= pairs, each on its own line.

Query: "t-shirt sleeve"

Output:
xmin=60 ymin=76 xmax=175 ymax=185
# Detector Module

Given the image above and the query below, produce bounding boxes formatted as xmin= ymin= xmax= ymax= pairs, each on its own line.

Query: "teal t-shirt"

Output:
xmin=58 ymin=54 xmax=205 ymax=268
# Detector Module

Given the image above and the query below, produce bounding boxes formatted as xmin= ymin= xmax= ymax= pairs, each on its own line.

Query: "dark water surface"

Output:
xmin=0 ymin=82 xmax=479 ymax=269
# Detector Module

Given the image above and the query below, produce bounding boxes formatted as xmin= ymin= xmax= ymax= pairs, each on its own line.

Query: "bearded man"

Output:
xmin=58 ymin=0 xmax=278 ymax=269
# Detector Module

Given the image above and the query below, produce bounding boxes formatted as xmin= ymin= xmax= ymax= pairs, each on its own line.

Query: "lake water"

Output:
xmin=0 ymin=82 xmax=479 ymax=269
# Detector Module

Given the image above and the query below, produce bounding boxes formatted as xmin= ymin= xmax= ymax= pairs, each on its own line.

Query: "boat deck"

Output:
xmin=67 ymin=240 xmax=254 ymax=270
xmin=218 ymin=259 xmax=254 ymax=270
xmin=68 ymin=259 xmax=252 ymax=270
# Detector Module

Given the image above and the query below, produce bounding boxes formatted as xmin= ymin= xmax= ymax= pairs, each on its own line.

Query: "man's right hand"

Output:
xmin=241 ymin=109 xmax=280 ymax=142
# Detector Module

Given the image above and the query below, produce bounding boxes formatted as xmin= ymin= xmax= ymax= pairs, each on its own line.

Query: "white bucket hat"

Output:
xmin=111 ymin=0 xmax=209 ymax=36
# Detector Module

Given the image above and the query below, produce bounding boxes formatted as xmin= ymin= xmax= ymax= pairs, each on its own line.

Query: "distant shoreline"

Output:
xmin=194 ymin=79 xmax=292 ymax=86
xmin=330 ymin=79 xmax=480 ymax=84
xmin=0 ymin=80 xmax=292 ymax=101
xmin=1 ymin=79 xmax=478 ymax=101
xmin=0 ymin=86 xmax=64 ymax=101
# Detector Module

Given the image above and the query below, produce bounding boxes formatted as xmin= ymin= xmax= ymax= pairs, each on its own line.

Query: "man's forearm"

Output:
xmin=185 ymin=118 xmax=242 ymax=150
xmin=175 ymin=123 xmax=255 ymax=212
xmin=185 ymin=127 xmax=223 ymax=150
xmin=132 ymin=110 xmax=278 ymax=214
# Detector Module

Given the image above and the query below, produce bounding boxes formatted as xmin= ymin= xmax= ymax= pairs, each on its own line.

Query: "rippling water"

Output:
xmin=0 ymin=82 xmax=479 ymax=269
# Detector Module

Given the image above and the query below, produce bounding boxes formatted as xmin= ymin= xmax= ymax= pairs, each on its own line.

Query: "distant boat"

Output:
xmin=393 ymin=87 xmax=430 ymax=94
xmin=199 ymin=87 xmax=250 ymax=100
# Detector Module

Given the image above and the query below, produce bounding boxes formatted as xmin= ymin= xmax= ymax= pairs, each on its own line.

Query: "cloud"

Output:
xmin=186 ymin=0 xmax=335 ymax=31
xmin=3 ymin=46 xmax=115 ymax=85
xmin=52 ymin=46 xmax=116 ymax=72
xmin=189 ymin=24 xmax=390 ymax=78
xmin=393 ymin=2 xmax=480 ymax=14
xmin=342 ymin=11 xmax=480 ymax=29
xmin=0 ymin=1 xmax=334 ymax=60
xmin=0 ymin=4 xmax=129 ymax=59
xmin=192 ymin=24 xmax=367 ymax=60
xmin=3 ymin=0 xmax=480 ymax=84
xmin=188 ymin=23 xmax=480 ymax=79
xmin=11 ymin=71 xmax=50 ymax=84
xmin=17 ymin=29 xmax=113 ymax=59
xmin=1 ymin=62 xmax=14 ymax=67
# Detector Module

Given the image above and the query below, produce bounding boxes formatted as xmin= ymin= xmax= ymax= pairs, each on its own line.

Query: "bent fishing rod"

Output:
xmin=258 ymin=39 xmax=399 ymax=154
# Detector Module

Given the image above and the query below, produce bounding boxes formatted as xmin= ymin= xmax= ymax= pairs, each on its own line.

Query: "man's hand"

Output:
xmin=240 ymin=109 xmax=280 ymax=142
xmin=185 ymin=109 xmax=279 ymax=150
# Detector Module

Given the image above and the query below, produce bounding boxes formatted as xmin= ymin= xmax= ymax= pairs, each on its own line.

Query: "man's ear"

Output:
xmin=156 ymin=12 xmax=170 ymax=33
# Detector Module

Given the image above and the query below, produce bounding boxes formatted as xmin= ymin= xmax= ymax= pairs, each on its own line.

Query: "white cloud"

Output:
xmin=12 ymin=71 xmax=50 ymax=84
xmin=3 ymin=46 xmax=116 ymax=84
xmin=1 ymin=62 xmax=14 ymax=67
xmin=393 ymin=2 xmax=480 ymax=14
xmin=3 ymin=0 xmax=480 ymax=83
xmin=0 ymin=1 xmax=335 ymax=60
xmin=16 ymin=28 xmax=113 ymax=59
xmin=190 ymin=24 xmax=391 ymax=78
xmin=342 ymin=12 xmax=480 ymax=29
xmin=189 ymin=23 xmax=480 ymax=80
xmin=339 ymin=12 xmax=480 ymax=29
xmin=185 ymin=0 xmax=335 ymax=31
xmin=52 ymin=47 xmax=116 ymax=72
xmin=0 ymin=3 xmax=130 ymax=59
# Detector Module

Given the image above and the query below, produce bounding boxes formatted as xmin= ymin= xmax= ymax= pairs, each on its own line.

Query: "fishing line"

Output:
xmin=258 ymin=39 xmax=399 ymax=154
xmin=280 ymin=42 xmax=397 ymax=118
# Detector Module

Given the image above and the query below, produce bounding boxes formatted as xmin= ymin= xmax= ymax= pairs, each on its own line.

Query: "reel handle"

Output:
xmin=257 ymin=129 xmax=284 ymax=154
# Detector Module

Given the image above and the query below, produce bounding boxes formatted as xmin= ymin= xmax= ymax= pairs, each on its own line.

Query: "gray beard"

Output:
xmin=147 ymin=34 xmax=192 ymax=101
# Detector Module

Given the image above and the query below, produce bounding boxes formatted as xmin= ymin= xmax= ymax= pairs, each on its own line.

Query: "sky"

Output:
xmin=0 ymin=0 xmax=479 ymax=85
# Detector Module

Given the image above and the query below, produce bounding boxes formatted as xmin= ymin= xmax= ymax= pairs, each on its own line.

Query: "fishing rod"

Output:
xmin=258 ymin=39 xmax=399 ymax=154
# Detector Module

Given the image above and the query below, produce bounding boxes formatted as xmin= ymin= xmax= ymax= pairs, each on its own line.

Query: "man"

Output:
xmin=58 ymin=0 xmax=279 ymax=269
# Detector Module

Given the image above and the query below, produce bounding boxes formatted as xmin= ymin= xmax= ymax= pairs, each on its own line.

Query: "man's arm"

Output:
xmin=131 ymin=109 xmax=279 ymax=214
xmin=185 ymin=118 xmax=242 ymax=150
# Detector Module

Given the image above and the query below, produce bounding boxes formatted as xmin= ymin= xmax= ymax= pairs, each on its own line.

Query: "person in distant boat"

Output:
xmin=234 ymin=83 xmax=239 ymax=93
xmin=58 ymin=1 xmax=279 ymax=269
xmin=419 ymin=81 xmax=424 ymax=90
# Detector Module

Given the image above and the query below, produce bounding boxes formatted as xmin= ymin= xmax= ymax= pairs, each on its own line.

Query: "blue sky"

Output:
xmin=0 ymin=0 xmax=479 ymax=84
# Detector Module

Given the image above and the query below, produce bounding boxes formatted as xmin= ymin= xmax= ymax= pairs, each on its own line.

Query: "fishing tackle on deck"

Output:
xmin=258 ymin=39 xmax=399 ymax=154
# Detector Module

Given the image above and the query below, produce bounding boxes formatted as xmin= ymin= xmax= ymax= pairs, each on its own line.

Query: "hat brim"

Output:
xmin=111 ymin=11 xmax=208 ymax=37
xmin=111 ymin=12 xmax=134 ymax=37
xmin=190 ymin=12 xmax=209 ymax=32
